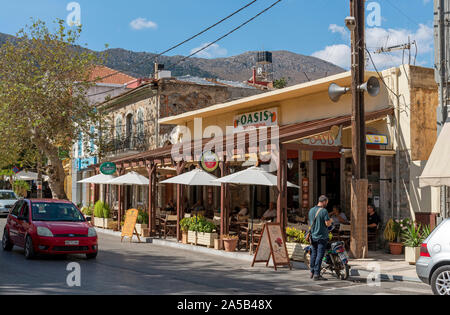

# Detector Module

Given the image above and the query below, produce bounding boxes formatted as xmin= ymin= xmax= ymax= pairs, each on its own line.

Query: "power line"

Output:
xmin=171 ymin=0 xmax=283 ymax=66
xmin=155 ymin=0 xmax=258 ymax=59
xmin=91 ymin=0 xmax=260 ymax=83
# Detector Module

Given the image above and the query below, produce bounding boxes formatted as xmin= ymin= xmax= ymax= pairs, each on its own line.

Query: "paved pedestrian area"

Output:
xmin=0 ymin=219 xmax=432 ymax=295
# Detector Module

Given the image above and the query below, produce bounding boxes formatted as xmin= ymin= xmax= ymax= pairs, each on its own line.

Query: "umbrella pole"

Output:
xmin=250 ymin=185 xmax=256 ymax=255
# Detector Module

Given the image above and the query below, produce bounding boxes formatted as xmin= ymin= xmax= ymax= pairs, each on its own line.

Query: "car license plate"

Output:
xmin=65 ymin=240 xmax=79 ymax=246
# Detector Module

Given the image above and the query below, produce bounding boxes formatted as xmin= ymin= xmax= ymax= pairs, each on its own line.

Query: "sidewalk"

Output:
xmin=349 ymin=251 xmax=421 ymax=283
xmin=95 ymin=227 xmax=421 ymax=283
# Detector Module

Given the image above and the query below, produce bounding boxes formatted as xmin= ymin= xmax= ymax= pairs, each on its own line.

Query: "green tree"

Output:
xmin=273 ymin=77 xmax=288 ymax=89
xmin=0 ymin=19 xmax=104 ymax=199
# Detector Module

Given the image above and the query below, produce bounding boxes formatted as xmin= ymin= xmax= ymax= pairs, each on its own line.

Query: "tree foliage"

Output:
xmin=273 ymin=77 xmax=288 ymax=89
xmin=0 ymin=19 xmax=104 ymax=199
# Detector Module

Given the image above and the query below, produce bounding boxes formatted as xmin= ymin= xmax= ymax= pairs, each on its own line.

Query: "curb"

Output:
xmin=95 ymin=228 xmax=421 ymax=283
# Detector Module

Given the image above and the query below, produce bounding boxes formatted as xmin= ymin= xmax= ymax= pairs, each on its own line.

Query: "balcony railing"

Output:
xmin=102 ymin=131 xmax=150 ymax=156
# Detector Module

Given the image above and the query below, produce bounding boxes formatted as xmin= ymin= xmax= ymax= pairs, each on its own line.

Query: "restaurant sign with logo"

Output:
xmin=234 ymin=107 xmax=278 ymax=133
xmin=201 ymin=151 xmax=219 ymax=172
xmin=300 ymin=125 xmax=343 ymax=147
xmin=100 ymin=162 xmax=117 ymax=175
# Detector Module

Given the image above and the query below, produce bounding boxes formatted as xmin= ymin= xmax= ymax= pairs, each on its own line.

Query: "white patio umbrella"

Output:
xmin=160 ymin=168 xmax=221 ymax=186
xmin=13 ymin=171 xmax=49 ymax=181
xmin=78 ymin=173 xmax=116 ymax=184
xmin=107 ymin=171 xmax=149 ymax=186
xmin=213 ymin=166 xmax=300 ymax=188
xmin=213 ymin=166 xmax=299 ymax=254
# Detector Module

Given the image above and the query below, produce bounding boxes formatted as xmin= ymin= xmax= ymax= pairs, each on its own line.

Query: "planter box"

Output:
xmin=197 ymin=232 xmax=218 ymax=248
xmin=286 ymin=242 xmax=308 ymax=261
xmin=93 ymin=217 xmax=115 ymax=229
xmin=135 ymin=224 xmax=148 ymax=236
xmin=188 ymin=231 xmax=197 ymax=244
xmin=405 ymin=246 xmax=421 ymax=265
xmin=182 ymin=231 xmax=188 ymax=244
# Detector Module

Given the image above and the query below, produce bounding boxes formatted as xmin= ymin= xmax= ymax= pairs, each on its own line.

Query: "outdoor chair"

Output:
xmin=339 ymin=224 xmax=351 ymax=250
xmin=368 ymin=225 xmax=379 ymax=251
xmin=162 ymin=214 xmax=178 ymax=239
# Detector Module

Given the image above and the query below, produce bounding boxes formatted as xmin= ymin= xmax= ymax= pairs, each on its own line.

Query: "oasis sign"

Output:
xmin=234 ymin=108 xmax=278 ymax=133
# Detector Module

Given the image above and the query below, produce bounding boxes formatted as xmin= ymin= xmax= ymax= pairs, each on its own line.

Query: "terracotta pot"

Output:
xmin=389 ymin=242 xmax=403 ymax=255
xmin=181 ymin=231 xmax=188 ymax=244
xmin=223 ymin=239 xmax=238 ymax=252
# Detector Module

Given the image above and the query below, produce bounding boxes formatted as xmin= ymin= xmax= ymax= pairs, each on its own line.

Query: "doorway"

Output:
xmin=316 ymin=158 xmax=340 ymax=210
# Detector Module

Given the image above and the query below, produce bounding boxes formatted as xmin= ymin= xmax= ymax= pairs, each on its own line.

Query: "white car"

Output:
xmin=0 ymin=190 xmax=19 ymax=217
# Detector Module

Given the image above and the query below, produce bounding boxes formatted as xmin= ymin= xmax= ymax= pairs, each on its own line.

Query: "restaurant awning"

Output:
xmin=160 ymin=168 xmax=221 ymax=186
xmin=108 ymin=171 xmax=150 ymax=186
xmin=213 ymin=166 xmax=299 ymax=188
xmin=78 ymin=173 xmax=116 ymax=184
xmin=420 ymin=122 xmax=450 ymax=187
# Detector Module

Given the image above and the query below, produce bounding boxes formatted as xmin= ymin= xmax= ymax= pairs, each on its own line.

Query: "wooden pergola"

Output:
xmin=92 ymin=107 xmax=393 ymax=242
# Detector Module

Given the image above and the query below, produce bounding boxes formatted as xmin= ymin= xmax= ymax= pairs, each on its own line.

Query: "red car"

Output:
xmin=2 ymin=199 xmax=98 ymax=259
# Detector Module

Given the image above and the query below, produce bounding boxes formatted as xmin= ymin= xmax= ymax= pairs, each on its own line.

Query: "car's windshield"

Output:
xmin=0 ymin=191 xmax=17 ymax=200
xmin=31 ymin=202 xmax=85 ymax=222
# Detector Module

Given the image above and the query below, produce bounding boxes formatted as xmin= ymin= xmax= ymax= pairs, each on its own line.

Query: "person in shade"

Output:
xmin=308 ymin=195 xmax=333 ymax=281
xmin=367 ymin=204 xmax=380 ymax=232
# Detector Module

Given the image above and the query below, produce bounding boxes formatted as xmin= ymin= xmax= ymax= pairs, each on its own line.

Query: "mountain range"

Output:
xmin=0 ymin=32 xmax=344 ymax=86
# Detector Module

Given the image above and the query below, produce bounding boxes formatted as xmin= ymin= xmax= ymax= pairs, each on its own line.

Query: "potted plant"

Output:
xmin=222 ymin=235 xmax=239 ymax=252
xmin=403 ymin=223 xmax=430 ymax=265
xmin=180 ymin=217 xmax=192 ymax=244
xmin=285 ymin=227 xmax=309 ymax=261
xmin=135 ymin=210 xmax=149 ymax=236
xmin=384 ymin=218 xmax=408 ymax=255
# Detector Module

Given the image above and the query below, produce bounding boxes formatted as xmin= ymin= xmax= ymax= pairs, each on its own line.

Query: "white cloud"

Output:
xmin=312 ymin=44 xmax=351 ymax=69
xmin=329 ymin=24 xmax=348 ymax=39
xmin=130 ymin=18 xmax=158 ymax=30
xmin=423 ymin=0 xmax=431 ymax=4
xmin=312 ymin=23 xmax=434 ymax=70
xmin=189 ymin=43 xmax=228 ymax=59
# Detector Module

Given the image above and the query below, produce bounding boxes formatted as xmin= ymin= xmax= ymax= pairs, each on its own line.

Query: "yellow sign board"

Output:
xmin=121 ymin=209 xmax=141 ymax=243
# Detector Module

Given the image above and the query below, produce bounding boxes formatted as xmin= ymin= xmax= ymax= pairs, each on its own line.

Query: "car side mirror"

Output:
xmin=86 ymin=216 xmax=92 ymax=222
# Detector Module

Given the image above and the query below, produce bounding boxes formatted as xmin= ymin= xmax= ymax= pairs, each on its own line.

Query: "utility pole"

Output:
xmin=349 ymin=0 xmax=368 ymax=259
xmin=436 ymin=0 xmax=449 ymax=219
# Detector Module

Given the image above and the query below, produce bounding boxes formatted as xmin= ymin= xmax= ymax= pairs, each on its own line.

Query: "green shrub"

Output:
xmin=94 ymin=201 xmax=110 ymax=218
xmin=94 ymin=201 xmax=103 ymax=218
xmin=137 ymin=210 xmax=149 ymax=224
xmin=187 ymin=216 xmax=216 ymax=233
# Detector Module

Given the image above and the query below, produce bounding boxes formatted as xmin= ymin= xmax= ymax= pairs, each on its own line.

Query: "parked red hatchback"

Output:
xmin=2 ymin=199 xmax=98 ymax=259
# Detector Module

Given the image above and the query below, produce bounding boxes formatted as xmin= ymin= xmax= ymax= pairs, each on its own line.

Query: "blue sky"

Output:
xmin=0 ymin=0 xmax=437 ymax=70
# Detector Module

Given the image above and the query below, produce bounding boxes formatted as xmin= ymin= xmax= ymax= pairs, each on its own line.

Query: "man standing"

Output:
xmin=308 ymin=195 xmax=333 ymax=281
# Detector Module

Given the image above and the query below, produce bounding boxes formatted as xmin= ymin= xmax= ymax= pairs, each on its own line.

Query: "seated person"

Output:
xmin=367 ymin=204 xmax=380 ymax=232
xmin=238 ymin=202 xmax=249 ymax=216
xmin=192 ymin=200 xmax=205 ymax=212
xmin=165 ymin=199 xmax=175 ymax=212
xmin=262 ymin=202 xmax=277 ymax=221
xmin=330 ymin=205 xmax=349 ymax=227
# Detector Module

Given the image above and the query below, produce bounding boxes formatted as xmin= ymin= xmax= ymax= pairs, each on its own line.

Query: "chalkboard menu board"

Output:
xmin=252 ymin=223 xmax=291 ymax=270
xmin=121 ymin=209 xmax=141 ymax=243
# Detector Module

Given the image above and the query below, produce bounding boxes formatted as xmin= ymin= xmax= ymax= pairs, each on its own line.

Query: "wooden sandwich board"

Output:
xmin=251 ymin=223 xmax=292 ymax=270
xmin=121 ymin=209 xmax=141 ymax=243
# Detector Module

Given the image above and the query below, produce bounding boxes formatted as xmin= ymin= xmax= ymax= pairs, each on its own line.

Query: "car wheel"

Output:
xmin=431 ymin=266 xmax=450 ymax=296
xmin=86 ymin=252 xmax=98 ymax=260
xmin=24 ymin=236 xmax=35 ymax=260
xmin=2 ymin=229 xmax=13 ymax=251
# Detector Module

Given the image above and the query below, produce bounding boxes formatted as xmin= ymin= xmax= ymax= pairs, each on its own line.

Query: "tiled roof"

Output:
xmin=89 ymin=66 xmax=136 ymax=85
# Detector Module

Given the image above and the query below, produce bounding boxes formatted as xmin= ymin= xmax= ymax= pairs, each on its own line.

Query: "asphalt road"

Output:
xmin=0 ymin=218 xmax=433 ymax=295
